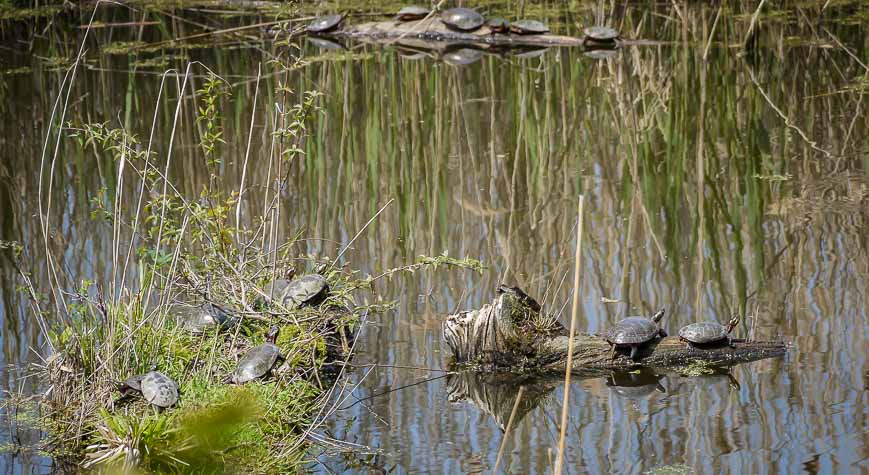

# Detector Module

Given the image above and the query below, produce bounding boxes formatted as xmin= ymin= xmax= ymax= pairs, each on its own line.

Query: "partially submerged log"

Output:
xmin=442 ymin=292 xmax=787 ymax=372
xmin=321 ymin=18 xmax=665 ymax=50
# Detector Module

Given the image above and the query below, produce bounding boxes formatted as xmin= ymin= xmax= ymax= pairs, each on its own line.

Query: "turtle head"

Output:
xmin=651 ymin=307 xmax=666 ymax=323
xmin=284 ymin=267 xmax=297 ymax=280
xmin=726 ymin=315 xmax=741 ymax=332
xmin=266 ymin=325 xmax=280 ymax=343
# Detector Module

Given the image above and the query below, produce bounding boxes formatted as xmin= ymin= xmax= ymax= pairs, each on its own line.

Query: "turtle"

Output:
xmin=440 ymin=8 xmax=484 ymax=32
xmin=509 ymin=19 xmax=549 ymax=35
xmin=280 ymin=274 xmax=329 ymax=309
xmin=604 ymin=308 xmax=667 ymax=361
xmin=606 ymin=369 xmax=666 ymax=399
xmin=307 ymin=14 xmax=344 ymax=34
xmin=496 ymin=285 xmax=542 ymax=313
xmin=583 ymin=26 xmax=619 ymax=45
xmin=119 ymin=370 xmax=179 ymax=409
xmin=442 ymin=48 xmax=483 ymax=66
xmin=231 ymin=326 xmax=284 ymax=384
xmin=395 ymin=5 xmax=430 ymax=22
xmin=486 ymin=17 xmax=510 ymax=34
xmin=177 ymin=303 xmax=238 ymax=334
xmin=678 ymin=315 xmax=740 ymax=348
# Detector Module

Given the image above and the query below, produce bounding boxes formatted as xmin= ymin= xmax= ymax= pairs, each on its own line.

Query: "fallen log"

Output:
xmin=442 ymin=291 xmax=787 ymax=372
xmin=322 ymin=18 xmax=666 ymax=49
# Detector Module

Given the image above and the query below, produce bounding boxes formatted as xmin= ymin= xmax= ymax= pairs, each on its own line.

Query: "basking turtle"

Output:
xmin=509 ymin=20 xmax=549 ymax=35
xmin=678 ymin=315 xmax=740 ymax=348
xmin=486 ymin=17 xmax=510 ymax=34
xmin=307 ymin=14 xmax=344 ymax=34
xmin=178 ymin=303 xmax=238 ymax=334
xmin=395 ymin=5 xmax=430 ymax=22
xmin=441 ymin=8 xmax=484 ymax=32
xmin=119 ymin=371 xmax=179 ymax=409
xmin=231 ymin=326 xmax=284 ymax=384
xmin=280 ymin=274 xmax=329 ymax=309
xmin=583 ymin=26 xmax=619 ymax=45
xmin=496 ymin=285 xmax=542 ymax=313
xmin=604 ymin=308 xmax=667 ymax=361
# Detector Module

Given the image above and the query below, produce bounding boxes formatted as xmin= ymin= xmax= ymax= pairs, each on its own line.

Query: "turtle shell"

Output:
xmin=486 ymin=17 xmax=510 ymax=33
xmin=281 ymin=274 xmax=329 ymax=308
xmin=232 ymin=342 xmax=283 ymax=384
xmin=441 ymin=8 xmax=484 ymax=32
xmin=443 ymin=48 xmax=483 ymax=66
xmin=396 ymin=6 xmax=430 ymax=21
xmin=606 ymin=316 xmax=660 ymax=345
xmin=510 ymin=19 xmax=549 ymax=35
xmin=178 ymin=304 xmax=237 ymax=333
xmin=678 ymin=322 xmax=730 ymax=344
xmin=140 ymin=371 xmax=179 ymax=408
xmin=307 ymin=14 xmax=344 ymax=33
xmin=584 ymin=26 xmax=619 ymax=41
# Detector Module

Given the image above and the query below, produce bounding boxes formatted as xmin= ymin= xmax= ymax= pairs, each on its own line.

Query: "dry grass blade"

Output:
xmin=553 ymin=195 xmax=584 ymax=474
xmin=494 ymin=386 xmax=525 ymax=473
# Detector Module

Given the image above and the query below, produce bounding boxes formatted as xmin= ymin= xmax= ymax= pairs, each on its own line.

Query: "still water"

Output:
xmin=0 ymin=2 xmax=866 ymax=473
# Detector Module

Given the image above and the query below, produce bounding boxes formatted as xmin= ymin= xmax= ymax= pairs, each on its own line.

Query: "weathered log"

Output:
xmin=322 ymin=18 xmax=665 ymax=49
xmin=443 ymin=292 xmax=787 ymax=372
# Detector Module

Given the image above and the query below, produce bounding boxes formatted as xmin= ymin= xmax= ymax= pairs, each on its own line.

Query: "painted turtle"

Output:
xmin=395 ymin=6 xmax=430 ymax=21
xmin=678 ymin=315 xmax=740 ymax=348
xmin=486 ymin=17 xmax=510 ymax=34
xmin=307 ymin=14 xmax=344 ymax=34
xmin=231 ymin=326 xmax=284 ymax=384
xmin=510 ymin=19 xmax=549 ymax=35
xmin=441 ymin=8 xmax=484 ymax=32
xmin=177 ymin=303 xmax=238 ymax=334
xmin=584 ymin=26 xmax=619 ymax=44
xmin=120 ymin=370 xmax=179 ymax=409
xmin=280 ymin=274 xmax=329 ymax=309
xmin=604 ymin=308 xmax=667 ymax=361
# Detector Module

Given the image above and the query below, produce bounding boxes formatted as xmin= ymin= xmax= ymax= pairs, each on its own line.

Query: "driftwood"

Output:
xmin=442 ymin=292 xmax=787 ymax=372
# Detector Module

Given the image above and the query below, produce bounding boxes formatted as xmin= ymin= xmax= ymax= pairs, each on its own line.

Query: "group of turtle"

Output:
xmin=604 ymin=308 xmax=741 ymax=361
xmin=117 ymin=273 xmax=331 ymax=409
xmin=305 ymin=7 xmax=621 ymax=46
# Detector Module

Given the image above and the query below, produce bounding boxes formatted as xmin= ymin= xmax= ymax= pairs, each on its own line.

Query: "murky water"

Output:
xmin=0 ymin=3 xmax=867 ymax=473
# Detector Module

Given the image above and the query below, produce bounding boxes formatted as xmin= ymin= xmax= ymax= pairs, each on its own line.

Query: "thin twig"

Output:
xmin=553 ymin=195 xmax=584 ymax=474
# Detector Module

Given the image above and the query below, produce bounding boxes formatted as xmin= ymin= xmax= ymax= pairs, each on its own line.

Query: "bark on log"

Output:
xmin=443 ymin=292 xmax=787 ymax=373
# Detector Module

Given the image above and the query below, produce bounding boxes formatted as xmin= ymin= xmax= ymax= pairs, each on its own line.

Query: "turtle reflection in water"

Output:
xmin=606 ymin=369 xmax=666 ymax=399
xmin=119 ymin=370 xmax=179 ymax=409
xmin=442 ymin=48 xmax=484 ymax=66
xmin=307 ymin=37 xmax=345 ymax=50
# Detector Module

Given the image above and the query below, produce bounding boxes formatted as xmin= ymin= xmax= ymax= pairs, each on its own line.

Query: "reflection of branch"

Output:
xmin=743 ymin=63 xmax=834 ymax=159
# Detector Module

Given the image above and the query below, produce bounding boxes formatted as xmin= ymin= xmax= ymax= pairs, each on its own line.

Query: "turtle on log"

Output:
xmin=604 ymin=308 xmax=667 ymax=361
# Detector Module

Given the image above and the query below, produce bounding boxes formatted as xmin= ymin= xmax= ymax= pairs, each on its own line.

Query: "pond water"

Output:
xmin=0 ymin=2 xmax=866 ymax=474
